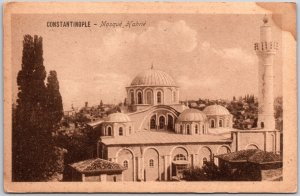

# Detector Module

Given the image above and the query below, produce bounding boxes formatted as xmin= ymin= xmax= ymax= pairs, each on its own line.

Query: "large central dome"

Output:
xmin=131 ymin=69 xmax=176 ymax=87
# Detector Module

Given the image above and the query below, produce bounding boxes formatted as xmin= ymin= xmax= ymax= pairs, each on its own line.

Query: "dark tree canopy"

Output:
xmin=13 ymin=35 xmax=63 ymax=181
xmin=46 ymin=70 xmax=64 ymax=127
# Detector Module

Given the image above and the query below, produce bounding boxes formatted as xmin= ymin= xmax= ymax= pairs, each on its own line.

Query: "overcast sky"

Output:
xmin=12 ymin=13 xmax=284 ymax=110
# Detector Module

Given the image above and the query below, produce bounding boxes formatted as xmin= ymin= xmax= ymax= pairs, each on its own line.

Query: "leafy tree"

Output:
xmin=12 ymin=35 xmax=61 ymax=181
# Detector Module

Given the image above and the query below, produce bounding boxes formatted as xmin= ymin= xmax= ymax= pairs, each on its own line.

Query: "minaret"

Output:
xmin=254 ymin=15 xmax=279 ymax=130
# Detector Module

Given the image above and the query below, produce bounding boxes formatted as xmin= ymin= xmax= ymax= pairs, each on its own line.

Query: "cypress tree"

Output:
xmin=13 ymin=35 xmax=60 ymax=181
xmin=46 ymin=70 xmax=63 ymax=128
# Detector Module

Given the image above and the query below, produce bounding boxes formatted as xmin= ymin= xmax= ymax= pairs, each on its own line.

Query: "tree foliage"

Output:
xmin=12 ymin=35 xmax=64 ymax=181
xmin=46 ymin=70 xmax=64 ymax=128
xmin=183 ymin=161 xmax=221 ymax=181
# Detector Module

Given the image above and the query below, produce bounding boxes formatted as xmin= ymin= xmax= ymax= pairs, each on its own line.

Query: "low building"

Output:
xmin=216 ymin=149 xmax=282 ymax=181
xmin=66 ymin=158 xmax=125 ymax=182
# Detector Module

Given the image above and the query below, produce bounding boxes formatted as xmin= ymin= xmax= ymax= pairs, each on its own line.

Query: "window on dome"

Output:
xmin=130 ymin=91 xmax=134 ymax=105
xmin=157 ymin=92 xmax=162 ymax=104
xmin=173 ymin=154 xmax=187 ymax=161
xmin=202 ymin=125 xmax=205 ymax=134
xmin=195 ymin=125 xmax=198 ymax=134
xmin=219 ymin=119 xmax=223 ymax=127
xmin=149 ymin=159 xmax=154 ymax=168
xmin=146 ymin=91 xmax=152 ymax=104
xmin=210 ymin=119 xmax=215 ymax=128
xmin=180 ymin=125 xmax=183 ymax=133
xmin=159 ymin=116 xmax=165 ymax=129
xmin=123 ymin=160 xmax=128 ymax=168
xmin=186 ymin=124 xmax=190 ymax=134
xmin=137 ymin=91 xmax=143 ymax=104
xmin=107 ymin=126 xmax=112 ymax=136
xmin=129 ymin=126 xmax=132 ymax=134
xmin=119 ymin=127 xmax=123 ymax=136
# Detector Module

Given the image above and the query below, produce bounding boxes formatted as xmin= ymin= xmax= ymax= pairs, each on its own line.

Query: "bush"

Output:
xmin=183 ymin=167 xmax=208 ymax=181
xmin=183 ymin=162 xmax=221 ymax=181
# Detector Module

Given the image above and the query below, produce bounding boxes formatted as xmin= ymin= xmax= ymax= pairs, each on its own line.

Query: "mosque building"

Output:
xmin=68 ymin=16 xmax=281 ymax=182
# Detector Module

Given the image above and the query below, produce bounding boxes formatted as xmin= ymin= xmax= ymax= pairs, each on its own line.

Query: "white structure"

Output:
xmin=175 ymin=108 xmax=209 ymax=135
xmin=101 ymin=113 xmax=134 ymax=137
xmin=203 ymin=105 xmax=233 ymax=129
xmin=254 ymin=15 xmax=279 ymax=130
xmin=126 ymin=66 xmax=180 ymax=111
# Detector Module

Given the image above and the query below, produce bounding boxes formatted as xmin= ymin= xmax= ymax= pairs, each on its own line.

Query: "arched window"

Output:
xmin=137 ymin=91 xmax=143 ymax=104
xmin=146 ymin=91 xmax=152 ymax=104
xmin=186 ymin=124 xmax=190 ymax=134
xmin=159 ymin=116 xmax=165 ymax=129
xmin=202 ymin=125 xmax=205 ymax=134
xmin=157 ymin=92 xmax=162 ymax=104
xmin=195 ymin=124 xmax=198 ymax=134
xmin=149 ymin=159 xmax=154 ymax=168
xmin=210 ymin=119 xmax=215 ymax=128
xmin=129 ymin=126 xmax=132 ymax=134
xmin=119 ymin=127 xmax=123 ymax=136
xmin=130 ymin=91 xmax=134 ymax=105
xmin=107 ymin=126 xmax=112 ymax=136
xmin=150 ymin=116 xmax=156 ymax=129
xmin=219 ymin=120 xmax=223 ymax=127
xmin=203 ymin=157 xmax=208 ymax=165
xmin=173 ymin=154 xmax=187 ymax=161
xmin=180 ymin=125 xmax=183 ymax=133
xmin=123 ymin=160 xmax=128 ymax=168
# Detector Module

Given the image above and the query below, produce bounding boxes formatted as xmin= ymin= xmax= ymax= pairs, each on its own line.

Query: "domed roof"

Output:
xmin=107 ymin=112 xmax=131 ymax=122
xmin=177 ymin=108 xmax=207 ymax=122
xmin=203 ymin=105 xmax=230 ymax=116
xmin=131 ymin=68 xmax=176 ymax=87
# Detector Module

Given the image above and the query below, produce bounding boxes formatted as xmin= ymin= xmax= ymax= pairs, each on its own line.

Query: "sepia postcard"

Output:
xmin=3 ymin=2 xmax=297 ymax=193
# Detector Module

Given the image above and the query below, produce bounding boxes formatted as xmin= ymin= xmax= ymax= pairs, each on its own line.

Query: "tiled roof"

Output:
xmin=131 ymin=69 xmax=176 ymax=87
xmin=101 ymin=131 xmax=232 ymax=145
xmin=69 ymin=158 xmax=125 ymax=173
xmin=216 ymin=149 xmax=282 ymax=164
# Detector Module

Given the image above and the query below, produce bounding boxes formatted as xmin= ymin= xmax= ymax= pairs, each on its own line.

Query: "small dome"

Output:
xmin=107 ymin=112 xmax=131 ymax=122
xmin=131 ymin=69 xmax=176 ymax=87
xmin=177 ymin=108 xmax=207 ymax=122
xmin=203 ymin=105 xmax=230 ymax=116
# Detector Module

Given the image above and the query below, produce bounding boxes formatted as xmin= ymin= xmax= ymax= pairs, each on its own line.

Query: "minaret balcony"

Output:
xmin=254 ymin=41 xmax=279 ymax=52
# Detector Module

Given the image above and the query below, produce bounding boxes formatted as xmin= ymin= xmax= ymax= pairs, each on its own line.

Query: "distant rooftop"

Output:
xmin=100 ymin=131 xmax=232 ymax=146
xmin=86 ymin=119 xmax=104 ymax=128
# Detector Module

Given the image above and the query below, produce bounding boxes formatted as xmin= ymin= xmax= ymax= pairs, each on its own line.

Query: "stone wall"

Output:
xmin=101 ymin=142 xmax=232 ymax=181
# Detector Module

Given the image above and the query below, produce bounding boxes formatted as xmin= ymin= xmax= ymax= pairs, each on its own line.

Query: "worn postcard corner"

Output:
xmin=3 ymin=2 xmax=297 ymax=193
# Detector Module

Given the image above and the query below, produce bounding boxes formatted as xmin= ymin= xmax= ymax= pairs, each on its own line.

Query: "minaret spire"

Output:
xmin=254 ymin=15 xmax=278 ymax=130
